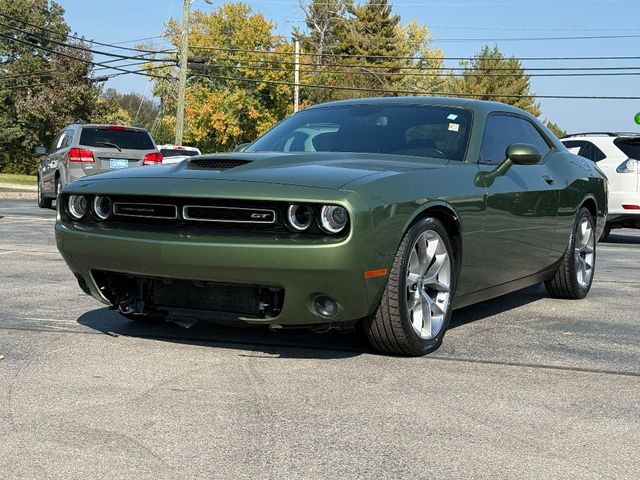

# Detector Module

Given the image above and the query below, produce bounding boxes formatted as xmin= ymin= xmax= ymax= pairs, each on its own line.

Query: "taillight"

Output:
xmin=622 ymin=204 xmax=640 ymax=210
xmin=68 ymin=148 xmax=95 ymax=163
xmin=143 ymin=152 xmax=163 ymax=165
xmin=616 ymin=159 xmax=638 ymax=173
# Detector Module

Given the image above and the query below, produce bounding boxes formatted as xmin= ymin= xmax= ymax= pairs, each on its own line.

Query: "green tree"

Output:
xmin=543 ymin=120 xmax=566 ymax=139
xmin=449 ymin=45 xmax=540 ymax=116
xmin=0 ymin=0 xmax=99 ymax=173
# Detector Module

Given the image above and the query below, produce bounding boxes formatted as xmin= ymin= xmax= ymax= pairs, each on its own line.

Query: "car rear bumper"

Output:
xmin=608 ymin=192 xmax=640 ymax=226
xmin=55 ymin=222 xmax=390 ymax=326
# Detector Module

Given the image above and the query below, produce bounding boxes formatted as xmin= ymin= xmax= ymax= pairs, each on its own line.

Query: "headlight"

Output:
xmin=93 ymin=196 xmax=112 ymax=220
xmin=67 ymin=195 xmax=88 ymax=219
xmin=287 ymin=204 xmax=313 ymax=231
xmin=319 ymin=205 xmax=348 ymax=234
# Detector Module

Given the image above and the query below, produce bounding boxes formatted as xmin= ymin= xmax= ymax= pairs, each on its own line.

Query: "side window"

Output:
xmin=48 ymin=132 xmax=64 ymax=153
xmin=61 ymin=130 xmax=74 ymax=148
xmin=480 ymin=115 xmax=551 ymax=165
xmin=583 ymin=142 xmax=606 ymax=162
xmin=562 ymin=140 xmax=586 ymax=155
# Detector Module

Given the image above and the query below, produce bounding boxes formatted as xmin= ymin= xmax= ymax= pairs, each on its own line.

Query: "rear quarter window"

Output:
xmin=614 ymin=137 xmax=640 ymax=159
xmin=80 ymin=128 xmax=155 ymax=150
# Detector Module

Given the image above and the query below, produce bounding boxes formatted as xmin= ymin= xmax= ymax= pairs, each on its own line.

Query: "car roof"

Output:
xmin=304 ymin=96 xmax=529 ymax=117
xmin=67 ymin=124 xmax=150 ymax=133
xmin=562 ymin=132 xmax=640 ymax=139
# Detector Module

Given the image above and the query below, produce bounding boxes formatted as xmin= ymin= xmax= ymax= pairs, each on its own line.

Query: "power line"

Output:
xmin=0 ymin=71 xmax=51 ymax=81
xmin=0 ymin=11 xmax=175 ymax=55
xmin=192 ymin=62 xmax=640 ymax=78
xmin=0 ymin=21 xmax=175 ymax=63
xmin=189 ymin=44 xmax=640 ymax=62
xmin=192 ymin=54 xmax=640 ymax=72
xmin=192 ymin=72 xmax=640 ymax=100
xmin=0 ymin=32 xmax=174 ymax=81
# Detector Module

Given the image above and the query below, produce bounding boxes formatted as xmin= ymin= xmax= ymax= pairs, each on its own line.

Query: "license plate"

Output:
xmin=109 ymin=159 xmax=128 ymax=169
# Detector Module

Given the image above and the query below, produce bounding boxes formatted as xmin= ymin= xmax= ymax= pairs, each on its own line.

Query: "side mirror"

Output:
xmin=506 ymin=143 xmax=541 ymax=165
xmin=474 ymin=143 xmax=542 ymax=187
xmin=234 ymin=143 xmax=250 ymax=152
xmin=34 ymin=146 xmax=47 ymax=155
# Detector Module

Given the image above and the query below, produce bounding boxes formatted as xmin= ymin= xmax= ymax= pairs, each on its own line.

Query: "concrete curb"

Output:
xmin=0 ymin=183 xmax=38 ymax=200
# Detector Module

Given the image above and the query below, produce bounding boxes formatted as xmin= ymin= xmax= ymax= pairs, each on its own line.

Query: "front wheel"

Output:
xmin=364 ymin=217 xmax=457 ymax=356
xmin=545 ymin=207 xmax=596 ymax=299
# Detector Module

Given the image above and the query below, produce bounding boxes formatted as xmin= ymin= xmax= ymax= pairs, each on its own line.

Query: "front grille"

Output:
xmin=113 ymin=202 xmax=177 ymax=219
xmin=93 ymin=271 xmax=284 ymax=319
xmin=183 ymin=205 xmax=276 ymax=224
xmin=189 ymin=158 xmax=251 ymax=170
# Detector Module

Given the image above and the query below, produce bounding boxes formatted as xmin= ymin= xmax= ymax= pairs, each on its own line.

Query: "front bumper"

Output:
xmin=55 ymin=221 xmax=391 ymax=326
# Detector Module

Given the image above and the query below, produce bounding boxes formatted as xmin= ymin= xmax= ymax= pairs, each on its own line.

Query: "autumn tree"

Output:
xmin=150 ymin=2 xmax=293 ymax=152
xmin=449 ymin=45 xmax=540 ymax=116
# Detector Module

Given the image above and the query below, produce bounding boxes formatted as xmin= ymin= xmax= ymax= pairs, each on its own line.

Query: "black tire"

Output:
xmin=364 ymin=217 xmax=457 ymax=356
xmin=599 ymin=223 xmax=611 ymax=242
xmin=37 ymin=175 xmax=52 ymax=209
xmin=545 ymin=207 xmax=596 ymax=299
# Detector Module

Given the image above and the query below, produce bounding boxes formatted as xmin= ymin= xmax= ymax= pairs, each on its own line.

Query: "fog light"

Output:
xmin=67 ymin=195 xmax=88 ymax=219
xmin=314 ymin=295 xmax=337 ymax=318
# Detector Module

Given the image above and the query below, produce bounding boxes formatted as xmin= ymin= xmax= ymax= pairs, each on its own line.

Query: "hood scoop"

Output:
xmin=189 ymin=158 xmax=252 ymax=170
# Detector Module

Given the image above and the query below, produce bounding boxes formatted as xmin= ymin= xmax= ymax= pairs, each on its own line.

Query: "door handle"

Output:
xmin=542 ymin=175 xmax=554 ymax=185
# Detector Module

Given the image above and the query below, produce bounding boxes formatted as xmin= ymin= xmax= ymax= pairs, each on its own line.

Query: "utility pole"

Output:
xmin=175 ymin=0 xmax=191 ymax=145
xmin=294 ymin=40 xmax=300 ymax=113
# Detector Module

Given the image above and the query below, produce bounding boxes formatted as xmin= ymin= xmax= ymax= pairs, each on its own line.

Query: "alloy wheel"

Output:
xmin=405 ymin=229 xmax=452 ymax=340
xmin=574 ymin=216 xmax=595 ymax=288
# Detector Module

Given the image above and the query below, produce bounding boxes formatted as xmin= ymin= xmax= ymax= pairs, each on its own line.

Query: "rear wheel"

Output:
xmin=545 ymin=207 xmax=596 ymax=299
xmin=37 ymin=175 xmax=52 ymax=209
xmin=364 ymin=217 xmax=457 ymax=356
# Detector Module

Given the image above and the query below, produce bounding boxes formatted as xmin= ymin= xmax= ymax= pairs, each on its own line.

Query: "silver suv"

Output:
xmin=37 ymin=124 xmax=162 ymax=208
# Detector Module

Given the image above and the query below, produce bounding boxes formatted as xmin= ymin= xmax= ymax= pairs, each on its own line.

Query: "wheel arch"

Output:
xmin=404 ymin=202 xmax=463 ymax=272
xmin=580 ymin=195 xmax=598 ymax=219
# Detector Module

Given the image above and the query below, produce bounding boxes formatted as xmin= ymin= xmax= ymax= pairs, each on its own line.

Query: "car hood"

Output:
xmin=74 ymin=152 xmax=450 ymax=190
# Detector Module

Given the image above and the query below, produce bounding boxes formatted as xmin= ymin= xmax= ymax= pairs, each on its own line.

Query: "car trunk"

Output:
xmin=90 ymin=147 xmax=155 ymax=173
xmin=79 ymin=126 xmax=158 ymax=174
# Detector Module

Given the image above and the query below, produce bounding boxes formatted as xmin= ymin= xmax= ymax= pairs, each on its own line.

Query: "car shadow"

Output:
xmin=449 ymin=284 xmax=545 ymax=330
xmin=77 ymin=308 xmax=372 ymax=359
xmin=601 ymin=231 xmax=640 ymax=245
xmin=78 ymin=285 xmax=546 ymax=358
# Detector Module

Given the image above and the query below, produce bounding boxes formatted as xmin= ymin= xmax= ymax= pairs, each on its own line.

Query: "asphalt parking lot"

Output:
xmin=0 ymin=198 xmax=638 ymax=479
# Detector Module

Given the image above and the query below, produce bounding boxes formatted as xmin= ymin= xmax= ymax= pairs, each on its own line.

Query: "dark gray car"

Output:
xmin=37 ymin=124 xmax=162 ymax=208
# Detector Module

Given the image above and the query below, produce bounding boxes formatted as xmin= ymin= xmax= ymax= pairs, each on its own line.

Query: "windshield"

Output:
xmin=246 ymin=104 xmax=473 ymax=161
xmin=80 ymin=127 xmax=155 ymax=150
xmin=161 ymin=149 xmax=200 ymax=158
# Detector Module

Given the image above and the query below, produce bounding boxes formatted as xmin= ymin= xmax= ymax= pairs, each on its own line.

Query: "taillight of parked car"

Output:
xmin=68 ymin=148 xmax=95 ymax=163
xmin=143 ymin=152 xmax=163 ymax=166
xmin=616 ymin=159 xmax=639 ymax=173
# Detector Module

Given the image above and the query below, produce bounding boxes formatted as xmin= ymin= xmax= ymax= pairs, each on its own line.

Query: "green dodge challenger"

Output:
xmin=55 ymin=97 xmax=607 ymax=355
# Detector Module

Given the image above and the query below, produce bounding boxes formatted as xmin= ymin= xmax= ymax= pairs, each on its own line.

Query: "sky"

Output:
xmin=60 ymin=0 xmax=640 ymax=133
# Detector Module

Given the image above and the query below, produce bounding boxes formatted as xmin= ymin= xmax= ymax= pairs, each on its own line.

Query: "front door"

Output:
xmin=477 ymin=114 xmax=560 ymax=288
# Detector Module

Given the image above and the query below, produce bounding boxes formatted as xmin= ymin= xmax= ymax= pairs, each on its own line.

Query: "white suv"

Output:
xmin=561 ymin=132 xmax=640 ymax=240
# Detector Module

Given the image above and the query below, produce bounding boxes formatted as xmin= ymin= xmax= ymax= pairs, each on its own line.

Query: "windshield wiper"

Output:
xmin=94 ymin=141 xmax=122 ymax=152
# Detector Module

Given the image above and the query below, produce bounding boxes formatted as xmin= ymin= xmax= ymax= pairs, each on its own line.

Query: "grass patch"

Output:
xmin=0 ymin=173 xmax=37 ymax=186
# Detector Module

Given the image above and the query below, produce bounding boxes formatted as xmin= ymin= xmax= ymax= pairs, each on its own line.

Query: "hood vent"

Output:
xmin=189 ymin=158 xmax=252 ymax=170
